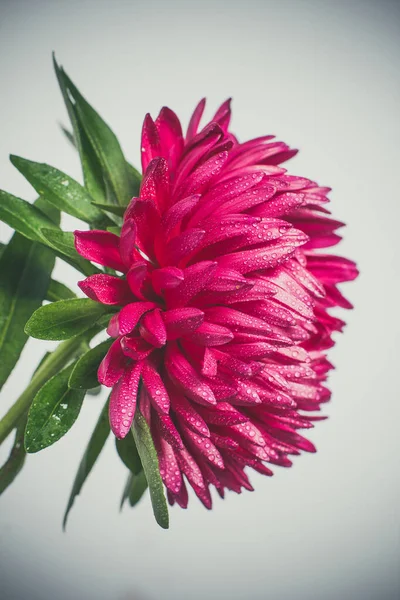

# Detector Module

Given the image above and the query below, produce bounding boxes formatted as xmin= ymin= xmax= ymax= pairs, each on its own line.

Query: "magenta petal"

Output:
xmin=152 ymin=267 xmax=184 ymax=295
xmin=107 ymin=301 xmax=157 ymax=336
xmin=119 ymin=219 xmax=137 ymax=269
xmin=109 ymin=361 xmax=143 ymax=439
xmin=74 ymin=230 xmax=125 ymax=272
xmin=163 ymin=307 xmax=204 ymax=339
xmin=166 ymin=343 xmax=216 ymax=406
xmin=98 ymin=339 xmax=126 ymax=387
xmin=139 ymin=308 xmax=167 ymax=347
xmin=141 ymin=113 xmax=161 ymax=172
xmin=126 ymin=261 xmax=148 ymax=298
xmin=186 ymin=98 xmax=206 ymax=141
xmin=142 ymin=361 xmax=170 ymax=414
xmin=189 ymin=322 xmax=234 ymax=346
xmin=78 ymin=274 xmax=133 ymax=305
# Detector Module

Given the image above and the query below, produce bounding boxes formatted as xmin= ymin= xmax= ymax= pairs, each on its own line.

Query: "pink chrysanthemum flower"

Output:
xmin=74 ymin=100 xmax=358 ymax=508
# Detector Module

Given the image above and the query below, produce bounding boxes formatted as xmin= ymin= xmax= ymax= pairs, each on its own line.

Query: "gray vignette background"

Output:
xmin=0 ymin=1 xmax=399 ymax=599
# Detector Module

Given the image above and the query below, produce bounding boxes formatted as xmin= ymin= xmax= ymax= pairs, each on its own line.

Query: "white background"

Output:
xmin=0 ymin=1 xmax=399 ymax=599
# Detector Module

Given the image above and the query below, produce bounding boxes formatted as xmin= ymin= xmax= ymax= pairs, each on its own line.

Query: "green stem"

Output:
xmin=0 ymin=336 xmax=83 ymax=445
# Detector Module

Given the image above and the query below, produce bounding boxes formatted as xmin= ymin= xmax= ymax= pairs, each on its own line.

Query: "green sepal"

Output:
xmin=25 ymin=298 xmax=109 ymax=341
xmin=68 ymin=339 xmax=112 ymax=390
xmin=25 ymin=363 xmax=85 ymax=453
xmin=132 ymin=410 xmax=169 ymax=529
xmin=63 ymin=397 xmax=110 ymax=529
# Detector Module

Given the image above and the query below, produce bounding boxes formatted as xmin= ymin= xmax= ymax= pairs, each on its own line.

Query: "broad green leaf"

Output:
xmin=0 ymin=232 xmax=55 ymax=391
xmin=0 ymin=189 xmax=59 ymax=245
xmin=63 ymin=397 xmax=110 ymax=529
xmin=120 ymin=470 xmax=148 ymax=510
xmin=46 ymin=279 xmax=76 ymax=302
xmin=25 ymin=363 xmax=85 ymax=453
xmin=35 ymin=196 xmax=61 ymax=225
xmin=69 ymin=339 xmax=112 ymax=390
xmin=56 ymin=62 xmax=132 ymax=206
xmin=54 ymin=55 xmax=107 ymax=203
xmin=115 ymin=430 xmax=142 ymax=475
xmin=0 ymin=419 xmax=26 ymax=495
xmin=10 ymin=156 xmax=111 ymax=228
xmin=40 ymin=229 xmax=98 ymax=276
xmin=25 ymin=298 xmax=108 ymax=341
xmin=132 ymin=410 xmax=169 ymax=529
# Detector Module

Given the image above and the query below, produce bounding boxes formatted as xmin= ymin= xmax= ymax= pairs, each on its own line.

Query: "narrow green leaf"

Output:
xmin=25 ymin=298 xmax=108 ymax=341
xmin=10 ymin=156 xmax=111 ymax=228
xmin=54 ymin=55 xmax=107 ymax=203
xmin=46 ymin=279 xmax=76 ymax=303
xmin=63 ymin=397 xmax=110 ymax=528
xmin=116 ymin=431 xmax=142 ymax=475
xmin=0 ymin=419 xmax=26 ymax=495
xmin=40 ymin=228 xmax=98 ymax=276
xmin=132 ymin=410 xmax=169 ymax=529
xmin=91 ymin=202 xmax=126 ymax=217
xmin=0 ymin=233 xmax=55 ymax=391
xmin=56 ymin=62 xmax=132 ymax=206
xmin=86 ymin=386 xmax=101 ymax=396
xmin=60 ymin=125 xmax=76 ymax=148
xmin=0 ymin=189 xmax=59 ymax=244
xmin=129 ymin=470 xmax=148 ymax=506
xmin=126 ymin=162 xmax=142 ymax=198
xmin=120 ymin=470 xmax=148 ymax=510
xmin=69 ymin=339 xmax=112 ymax=390
xmin=25 ymin=363 xmax=85 ymax=453
xmin=106 ymin=226 xmax=121 ymax=236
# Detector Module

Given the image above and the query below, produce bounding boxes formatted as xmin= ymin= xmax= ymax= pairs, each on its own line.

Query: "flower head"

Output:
xmin=75 ymin=99 xmax=358 ymax=508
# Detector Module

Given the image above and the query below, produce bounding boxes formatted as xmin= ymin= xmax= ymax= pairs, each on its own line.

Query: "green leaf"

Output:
xmin=10 ymin=156 xmax=111 ymax=228
xmin=40 ymin=228 xmax=98 ymax=276
xmin=0 ymin=232 xmax=55 ymax=391
xmin=132 ymin=410 xmax=169 ymax=529
xmin=36 ymin=196 xmax=61 ymax=225
xmin=54 ymin=58 xmax=132 ymax=207
xmin=120 ymin=470 xmax=148 ymax=510
xmin=25 ymin=363 xmax=85 ymax=453
xmin=25 ymin=298 xmax=108 ymax=341
xmin=91 ymin=202 xmax=126 ymax=217
xmin=68 ymin=339 xmax=112 ymax=390
xmin=0 ymin=419 xmax=26 ymax=495
xmin=0 ymin=189 xmax=59 ymax=245
xmin=60 ymin=125 xmax=76 ymax=148
xmin=46 ymin=279 xmax=76 ymax=302
xmin=126 ymin=162 xmax=142 ymax=198
xmin=63 ymin=397 xmax=110 ymax=529
xmin=129 ymin=470 xmax=148 ymax=506
xmin=115 ymin=431 xmax=142 ymax=475
xmin=54 ymin=55 xmax=107 ymax=203
xmin=106 ymin=226 xmax=121 ymax=236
